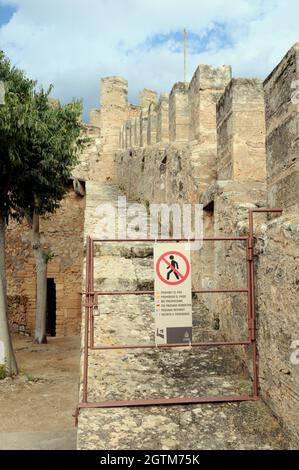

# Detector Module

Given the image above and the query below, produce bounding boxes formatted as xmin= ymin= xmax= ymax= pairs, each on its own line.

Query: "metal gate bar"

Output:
xmin=77 ymin=208 xmax=282 ymax=415
xmin=78 ymin=395 xmax=258 ymax=410
xmin=91 ymin=341 xmax=251 ymax=351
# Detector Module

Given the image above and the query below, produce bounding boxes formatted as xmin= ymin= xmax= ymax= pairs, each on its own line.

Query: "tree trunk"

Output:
xmin=0 ymin=212 xmax=18 ymax=376
xmin=32 ymin=213 xmax=47 ymax=344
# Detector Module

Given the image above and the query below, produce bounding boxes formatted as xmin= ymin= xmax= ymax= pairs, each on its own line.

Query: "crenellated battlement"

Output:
xmin=111 ymin=64 xmax=232 ymax=150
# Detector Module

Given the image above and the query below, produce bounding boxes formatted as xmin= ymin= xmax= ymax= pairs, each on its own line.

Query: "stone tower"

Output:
xmin=100 ymin=76 xmax=128 ymax=180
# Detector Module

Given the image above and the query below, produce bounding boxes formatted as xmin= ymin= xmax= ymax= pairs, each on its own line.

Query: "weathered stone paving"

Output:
xmin=77 ymin=182 xmax=289 ymax=450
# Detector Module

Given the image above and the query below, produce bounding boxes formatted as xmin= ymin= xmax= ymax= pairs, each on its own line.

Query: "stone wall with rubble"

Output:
xmin=6 ymin=186 xmax=86 ymax=337
xmin=7 ymin=295 xmax=28 ymax=335
xmin=110 ymin=45 xmax=299 ymax=445
xmin=208 ymin=45 xmax=299 ymax=444
xmin=203 ymin=189 xmax=299 ymax=446
xmin=260 ymin=43 xmax=299 ymax=442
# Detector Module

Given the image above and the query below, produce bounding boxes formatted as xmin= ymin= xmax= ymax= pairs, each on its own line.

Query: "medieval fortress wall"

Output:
xmin=5 ymin=43 xmax=298 ymax=447
xmin=82 ymin=43 xmax=299 ymax=443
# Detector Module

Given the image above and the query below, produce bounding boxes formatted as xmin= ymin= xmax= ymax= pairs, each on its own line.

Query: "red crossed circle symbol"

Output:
xmin=156 ymin=251 xmax=190 ymax=286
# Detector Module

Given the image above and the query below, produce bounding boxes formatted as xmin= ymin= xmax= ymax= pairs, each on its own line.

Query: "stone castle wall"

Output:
xmin=264 ymin=43 xmax=299 ymax=210
xmin=109 ymin=44 xmax=299 ymax=444
xmin=5 ymin=39 xmax=298 ymax=445
xmin=6 ymin=186 xmax=86 ymax=337
xmin=7 ymin=295 xmax=28 ymax=335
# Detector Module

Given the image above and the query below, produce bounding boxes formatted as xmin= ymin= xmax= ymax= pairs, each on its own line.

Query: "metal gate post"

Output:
xmin=82 ymin=236 xmax=92 ymax=404
xmin=247 ymin=231 xmax=258 ymax=397
xmin=89 ymin=238 xmax=95 ymax=350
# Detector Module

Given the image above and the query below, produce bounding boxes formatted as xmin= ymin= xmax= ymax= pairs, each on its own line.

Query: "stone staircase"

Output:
xmin=77 ymin=181 xmax=289 ymax=450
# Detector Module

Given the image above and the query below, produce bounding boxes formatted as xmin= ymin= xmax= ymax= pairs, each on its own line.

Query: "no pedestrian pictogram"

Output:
xmin=155 ymin=251 xmax=190 ymax=286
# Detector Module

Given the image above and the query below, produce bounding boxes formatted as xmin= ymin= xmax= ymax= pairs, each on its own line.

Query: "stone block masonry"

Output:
xmin=147 ymin=103 xmax=158 ymax=145
xmin=8 ymin=295 xmax=28 ymax=335
xmin=189 ymin=64 xmax=232 ymax=143
xmin=188 ymin=65 xmax=232 ymax=197
xmin=111 ymin=43 xmax=299 ymax=446
xmin=134 ymin=116 xmax=140 ymax=148
xmin=217 ymin=78 xmax=266 ymax=182
xmin=139 ymin=88 xmax=158 ymax=109
xmin=125 ymin=121 xmax=132 ymax=149
xmin=100 ymin=77 xmax=129 ymax=180
xmin=6 ymin=186 xmax=86 ymax=337
xmin=157 ymin=93 xmax=169 ymax=143
xmin=140 ymin=108 xmax=148 ymax=148
xmin=73 ymin=125 xmax=102 ymax=182
xmin=169 ymin=82 xmax=189 ymax=142
xmin=89 ymin=108 xmax=101 ymax=128
xmin=263 ymin=43 xmax=299 ymax=211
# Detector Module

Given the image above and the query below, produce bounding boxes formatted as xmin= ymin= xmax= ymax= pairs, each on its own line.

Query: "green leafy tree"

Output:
xmin=0 ymin=51 xmax=36 ymax=375
xmin=0 ymin=51 xmax=85 ymax=376
xmin=15 ymin=89 xmax=85 ymax=344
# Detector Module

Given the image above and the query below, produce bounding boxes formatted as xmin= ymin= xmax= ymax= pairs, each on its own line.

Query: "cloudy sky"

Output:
xmin=0 ymin=0 xmax=298 ymax=121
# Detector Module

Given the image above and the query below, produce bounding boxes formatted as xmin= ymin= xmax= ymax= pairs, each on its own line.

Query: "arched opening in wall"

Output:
xmin=46 ymin=278 xmax=56 ymax=337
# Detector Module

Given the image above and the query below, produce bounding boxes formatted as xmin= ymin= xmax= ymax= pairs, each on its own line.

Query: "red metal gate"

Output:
xmin=77 ymin=208 xmax=282 ymax=415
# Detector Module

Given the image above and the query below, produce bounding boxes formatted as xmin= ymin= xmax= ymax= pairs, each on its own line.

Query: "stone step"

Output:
xmin=94 ymin=256 xmax=137 ymax=291
xmin=133 ymin=258 xmax=154 ymax=290
xmin=94 ymin=243 xmax=153 ymax=259
xmin=93 ymin=257 xmax=161 ymax=291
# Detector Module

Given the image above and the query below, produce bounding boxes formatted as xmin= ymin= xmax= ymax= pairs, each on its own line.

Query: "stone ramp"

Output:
xmin=88 ymin=294 xmax=251 ymax=403
xmin=77 ymin=181 xmax=288 ymax=450
xmin=77 ymin=403 xmax=287 ymax=450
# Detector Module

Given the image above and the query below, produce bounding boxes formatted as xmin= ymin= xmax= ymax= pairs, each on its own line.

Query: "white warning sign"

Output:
xmin=154 ymin=243 xmax=192 ymax=345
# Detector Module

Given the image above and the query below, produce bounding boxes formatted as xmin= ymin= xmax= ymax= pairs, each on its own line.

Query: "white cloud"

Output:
xmin=0 ymin=0 xmax=298 ymax=121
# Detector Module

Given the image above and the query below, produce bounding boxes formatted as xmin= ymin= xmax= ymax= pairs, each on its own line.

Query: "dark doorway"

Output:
xmin=46 ymin=278 xmax=56 ymax=337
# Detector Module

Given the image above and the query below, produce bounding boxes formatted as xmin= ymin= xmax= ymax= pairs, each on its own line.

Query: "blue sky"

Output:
xmin=0 ymin=0 xmax=298 ymax=121
xmin=0 ymin=4 xmax=15 ymax=26
xmin=122 ymin=25 xmax=234 ymax=56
